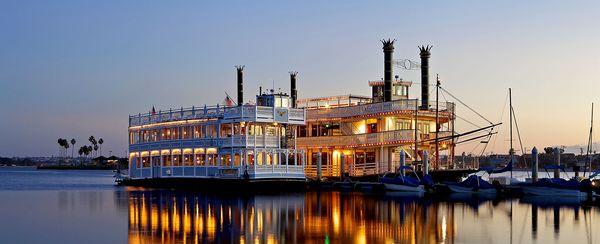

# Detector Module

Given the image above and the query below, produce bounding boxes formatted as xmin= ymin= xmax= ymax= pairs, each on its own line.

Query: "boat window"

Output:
xmin=183 ymin=149 xmax=193 ymax=166
xmin=221 ymin=154 xmax=231 ymax=166
xmin=233 ymin=153 xmax=241 ymax=166
xmin=162 ymin=154 xmax=171 ymax=167
xmin=194 ymin=148 xmax=205 ymax=166
xmin=141 ymin=152 xmax=150 ymax=167
xmin=355 ymin=151 xmax=365 ymax=164
xmin=365 ymin=151 xmax=376 ymax=164
xmin=220 ymin=124 xmax=232 ymax=137
xmin=205 ymin=124 xmax=216 ymax=138
xmin=247 ymin=151 xmax=255 ymax=165
xmin=151 ymin=130 xmax=159 ymax=142
xmin=281 ymin=97 xmax=289 ymax=108
xmin=395 ymin=119 xmax=412 ymax=130
xmin=172 ymin=154 xmax=182 ymax=166
xmin=182 ymin=126 xmax=192 ymax=139
xmin=298 ymin=126 xmax=307 ymax=137
xmin=275 ymin=97 xmax=281 ymax=107
xmin=256 ymin=151 xmax=263 ymax=165
xmin=206 ymin=154 xmax=216 ymax=166
xmin=194 ymin=125 xmax=202 ymax=138
xmin=265 ymin=125 xmax=277 ymax=136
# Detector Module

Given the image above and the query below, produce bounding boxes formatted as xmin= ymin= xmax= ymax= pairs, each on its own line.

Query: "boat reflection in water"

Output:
xmin=127 ymin=190 xmax=456 ymax=243
xmin=126 ymin=190 xmax=599 ymax=243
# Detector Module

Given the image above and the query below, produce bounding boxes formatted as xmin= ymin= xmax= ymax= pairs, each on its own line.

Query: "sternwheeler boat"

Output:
xmin=122 ymin=66 xmax=307 ymax=190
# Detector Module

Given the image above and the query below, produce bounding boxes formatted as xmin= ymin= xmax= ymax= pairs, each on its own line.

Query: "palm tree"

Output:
xmin=98 ymin=138 xmax=104 ymax=156
xmin=70 ymin=139 xmax=76 ymax=158
xmin=81 ymin=145 xmax=92 ymax=165
xmin=93 ymin=144 xmax=99 ymax=158
xmin=78 ymin=147 xmax=84 ymax=166
xmin=57 ymin=138 xmax=69 ymax=158
xmin=57 ymin=138 xmax=63 ymax=157
xmin=89 ymin=136 xmax=97 ymax=157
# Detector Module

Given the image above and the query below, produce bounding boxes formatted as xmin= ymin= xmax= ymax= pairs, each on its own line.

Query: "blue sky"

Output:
xmin=1 ymin=0 xmax=599 ymax=157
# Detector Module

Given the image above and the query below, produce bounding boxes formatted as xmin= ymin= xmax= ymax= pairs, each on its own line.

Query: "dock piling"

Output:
xmin=317 ymin=152 xmax=322 ymax=181
xmin=532 ymin=147 xmax=538 ymax=182
xmin=553 ymin=147 xmax=561 ymax=179
xmin=400 ymin=150 xmax=405 ymax=175
xmin=423 ymin=151 xmax=429 ymax=175
xmin=340 ymin=153 xmax=345 ymax=181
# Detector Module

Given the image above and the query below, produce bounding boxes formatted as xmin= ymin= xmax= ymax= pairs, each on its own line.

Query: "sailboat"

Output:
xmin=519 ymin=165 xmax=586 ymax=197
xmin=518 ymin=103 xmax=596 ymax=198
xmin=444 ymin=164 xmax=509 ymax=194
xmin=380 ymin=166 xmax=434 ymax=192
xmin=444 ymin=88 xmax=518 ymax=194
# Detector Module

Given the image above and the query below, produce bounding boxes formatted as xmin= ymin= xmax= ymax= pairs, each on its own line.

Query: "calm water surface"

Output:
xmin=0 ymin=167 xmax=598 ymax=244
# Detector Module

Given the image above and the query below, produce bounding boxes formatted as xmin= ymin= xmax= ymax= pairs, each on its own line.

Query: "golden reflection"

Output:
xmin=127 ymin=191 xmax=460 ymax=243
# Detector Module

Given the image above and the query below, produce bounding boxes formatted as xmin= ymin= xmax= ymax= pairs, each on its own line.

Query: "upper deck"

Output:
xmin=297 ymin=98 xmax=454 ymax=121
xmin=129 ymin=105 xmax=305 ymax=127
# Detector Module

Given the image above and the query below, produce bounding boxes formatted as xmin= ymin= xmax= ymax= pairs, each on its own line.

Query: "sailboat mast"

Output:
xmin=587 ymin=103 xmax=594 ymax=176
xmin=435 ymin=75 xmax=440 ymax=170
xmin=509 ymin=88 xmax=514 ymax=179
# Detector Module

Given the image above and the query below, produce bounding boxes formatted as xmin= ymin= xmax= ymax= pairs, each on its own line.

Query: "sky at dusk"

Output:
xmin=1 ymin=0 xmax=599 ymax=157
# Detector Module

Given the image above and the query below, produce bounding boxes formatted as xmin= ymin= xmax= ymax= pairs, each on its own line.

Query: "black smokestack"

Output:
xmin=382 ymin=39 xmax=395 ymax=102
xmin=235 ymin=65 xmax=245 ymax=106
xmin=419 ymin=45 xmax=432 ymax=110
xmin=290 ymin=71 xmax=298 ymax=108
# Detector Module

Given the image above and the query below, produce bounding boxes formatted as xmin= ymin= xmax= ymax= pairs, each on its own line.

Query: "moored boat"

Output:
xmin=445 ymin=174 xmax=498 ymax=194
xmin=442 ymin=160 xmax=511 ymax=194
xmin=380 ymin=166 xmax=433 ymax=192
xmin=518 ymin=165 xmax=590 ymax=197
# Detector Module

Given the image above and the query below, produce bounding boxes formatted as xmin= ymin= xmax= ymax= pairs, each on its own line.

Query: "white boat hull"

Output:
xmin=384 ymin=183 xmax=425 ymax=192
xmin=447 ymin=185 xmax=497 ymax=194
xmin=521 ymin=186 xmax=586 ymax=197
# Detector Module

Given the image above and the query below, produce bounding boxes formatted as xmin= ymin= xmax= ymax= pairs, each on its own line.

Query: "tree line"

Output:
xmin=57 ymin=136 xmax=104 ymax=159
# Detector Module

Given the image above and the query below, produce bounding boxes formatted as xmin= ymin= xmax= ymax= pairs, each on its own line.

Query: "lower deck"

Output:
xmin=129 ymin=148 xmax=306 ymax=180
xmin=303 ymin=145 xmax=452 ymax=179
xmin=129 ymin=164 xmax=305 ymax=180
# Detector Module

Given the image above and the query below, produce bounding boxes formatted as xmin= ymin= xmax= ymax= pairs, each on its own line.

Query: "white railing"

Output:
xmin=249 ymin=165 xmax=304 ymax=174
xmin=297 ymin=129 xmax=416 ymax=148
xmin=305 ymin=99 xmax=454 ymax=120
xmin=129 ymin=105 xmax=305 ymax=126
xmin=220 ymin=135 xmax=280 ymax=148
xmin=304 ymin=162 xmax=379 ymax=178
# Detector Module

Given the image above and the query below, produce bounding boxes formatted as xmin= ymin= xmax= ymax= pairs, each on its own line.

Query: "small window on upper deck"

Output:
xmin=275 ymin=97 xmax=281 ymax=107
xmin=281 ymin=97 xmax=289 ymax=108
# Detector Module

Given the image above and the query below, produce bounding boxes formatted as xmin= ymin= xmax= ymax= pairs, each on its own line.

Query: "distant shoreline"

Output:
xmin=36 ymin=165 xmax=115 ymax=170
